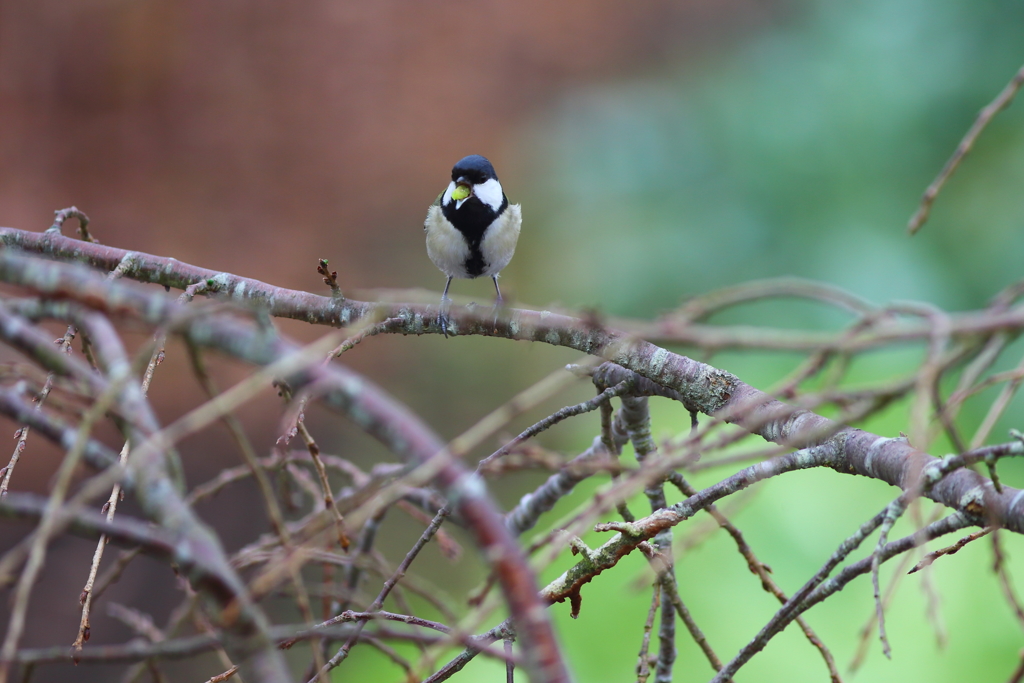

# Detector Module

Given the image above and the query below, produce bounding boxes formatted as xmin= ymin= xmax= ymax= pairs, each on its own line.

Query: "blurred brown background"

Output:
xmin=1 ymin=0 xmax=767 ymax=287
xmin=0 ymin=2 xmax=770 ymax=680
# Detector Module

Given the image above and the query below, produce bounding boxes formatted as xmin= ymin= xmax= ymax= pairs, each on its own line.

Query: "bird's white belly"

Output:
xmin=424 ymin=205 xmax=471 ymax=278
xmin=480 ymin=203 xmax=521 ymax=277
xmin=424 ymin=203 xmax=522 ymax=279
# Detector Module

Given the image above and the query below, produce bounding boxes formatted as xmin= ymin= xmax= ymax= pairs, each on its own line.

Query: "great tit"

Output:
xmin=424 ymin=154 xmax=522 ymax=337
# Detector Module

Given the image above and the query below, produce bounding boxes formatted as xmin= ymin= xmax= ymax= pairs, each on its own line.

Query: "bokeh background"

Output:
xmin=2 ymin=0 xmax=1024 ymax=681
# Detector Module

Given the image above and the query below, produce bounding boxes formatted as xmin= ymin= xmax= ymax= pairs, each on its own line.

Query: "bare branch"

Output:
xmin=909 ymin=527 xmax=993 ymax=574
xmin=908 ymin=62 xmax=1024 ymax=234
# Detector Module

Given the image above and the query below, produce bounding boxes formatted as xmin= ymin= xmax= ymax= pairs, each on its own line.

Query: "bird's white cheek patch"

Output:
xmin=473 ymin=178 xmax=503 ymax=212
xmin=441 ymin=181 xmax=457 ymax=206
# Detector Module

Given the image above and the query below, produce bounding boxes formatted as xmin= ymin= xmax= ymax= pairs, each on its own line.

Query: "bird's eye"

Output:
xmin=451 ymin=184 xmax=471 ymax=201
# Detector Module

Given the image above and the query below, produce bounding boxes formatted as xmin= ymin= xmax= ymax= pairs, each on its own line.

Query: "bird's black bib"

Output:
xmin=441 ymin=194 xmax=509 ymax=277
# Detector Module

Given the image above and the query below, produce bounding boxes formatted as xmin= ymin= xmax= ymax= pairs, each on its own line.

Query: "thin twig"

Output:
xmin=204 ymin=666 xmax=239 ymax=683
xmin=641 ymin=543 xmax=722 ymax=674
xmin=871 ymin=498 xmax=906 ymax=659
xmin=614 ymin=396 xmax=676 ymax=683
xmin=0 ymin=327 xmax=75 ymax=495
xmin=0 ymin=364 xmax=133 ymax=680
xmin=668 ymin=473 xmax=842 ymax=682
xmin=47 ymin=206 xmax=96 ymax=243
xmin=636 ymin=583 xmax=661 ymax=683
xmin=908 ymin=526 xmax=993 ymax=574
xmin=479 ymin=378 xmax=627 ymax=470
xmin=74 ymin=335 xmax=166 ymax=657
xmin=847 ymin=551 xmax=915 ymax=673
xmin=294 ymin=417 xmax=349 ymax=550
xmin=317 ymin=259 xmax=342 ymax=297
xmin=908 ymin=61 xmax=1024 ymax=234
xmin=310 ymin=508 xmax=450 ymax=682
xmin=106 ymin=603 xmax=164 ymax=643
xmin=363 ymin=634 xmax=412 ymax=673
xmin=992 ymin=531 xmax=1024 ymax=633
xmin=971 ymin=352 xmax=1024 ymax=450
xmin=186 ymin=344 xmax=326 ymax=678
xmin=420 ymin=621 xmax=515 ymax=683
xmin=709 ymin=513 xmax=974 ymax=683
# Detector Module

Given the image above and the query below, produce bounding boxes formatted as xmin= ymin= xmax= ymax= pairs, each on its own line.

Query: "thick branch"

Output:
xmin=4 ymin=231 xmax=1017 ymax=532
xmin=0 ymin=387 xmax=120 ymax=472
xmin=0 ymin=492 xmax=179 ymax=562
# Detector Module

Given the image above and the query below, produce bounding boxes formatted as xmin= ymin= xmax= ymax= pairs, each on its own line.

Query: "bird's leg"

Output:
xmin=439 ymin=276 xmax=453 ymax=338
xmin=492 ymin=276 xmax=503 ymax=305
xmin=491 ymin=276 xmax=504 ymax=332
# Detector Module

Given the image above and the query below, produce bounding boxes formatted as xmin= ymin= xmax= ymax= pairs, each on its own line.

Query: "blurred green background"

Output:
xmin=518 ymin=1 xmax=1024 ymax=317
xmin=2 ymin=0 xmax=1024 ymax=681
xmin=510 ymin=1 xmax=1024 ymax=681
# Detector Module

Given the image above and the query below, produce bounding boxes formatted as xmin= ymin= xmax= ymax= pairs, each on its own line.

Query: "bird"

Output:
xmin=424 ymin=154 xmax=522 ymax=337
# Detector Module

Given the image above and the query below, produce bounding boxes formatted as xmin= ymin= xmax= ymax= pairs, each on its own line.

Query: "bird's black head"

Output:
xmin=451 ymin=155 xmax=498 ymax=185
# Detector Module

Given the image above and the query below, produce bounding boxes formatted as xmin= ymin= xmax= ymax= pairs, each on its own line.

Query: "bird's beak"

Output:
xmin=451 ymin=178 xmax=472 ymax=202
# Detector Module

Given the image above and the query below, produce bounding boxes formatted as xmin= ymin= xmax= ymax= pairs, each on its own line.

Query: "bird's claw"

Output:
xmin=491 ymin=296 xmax=504 ymax=333
xmin=438 ymin=296 xmax=452 ymax=339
